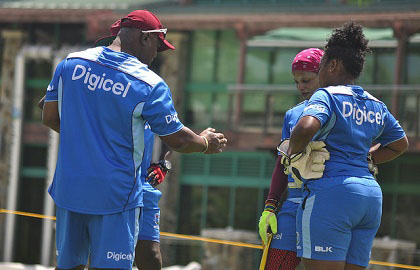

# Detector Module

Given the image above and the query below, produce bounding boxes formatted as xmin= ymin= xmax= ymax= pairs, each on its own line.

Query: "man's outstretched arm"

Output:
xmin=160 ymin=127 xmax=227 ymax=154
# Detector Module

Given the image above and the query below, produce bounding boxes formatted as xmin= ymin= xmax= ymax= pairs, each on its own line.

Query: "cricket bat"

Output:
xmin=259 ymin=233 xmax=273 ymax=270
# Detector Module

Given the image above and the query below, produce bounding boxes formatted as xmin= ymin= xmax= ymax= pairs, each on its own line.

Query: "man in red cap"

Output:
xmin=42 ymin=9 xmax=227 ymax=270
xmin=95 ymin=9 xmax=175 ymax=54
xmin=100 ymin=10 xmax=173 ymax=270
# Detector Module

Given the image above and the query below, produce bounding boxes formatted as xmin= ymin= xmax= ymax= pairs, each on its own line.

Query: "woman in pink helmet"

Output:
xmin=258 ymin=48 xmax=324 ymax=270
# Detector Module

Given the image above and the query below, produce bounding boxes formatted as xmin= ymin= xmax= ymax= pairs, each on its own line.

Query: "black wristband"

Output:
xmin=157 ymin=160 xmax=172 ymax=172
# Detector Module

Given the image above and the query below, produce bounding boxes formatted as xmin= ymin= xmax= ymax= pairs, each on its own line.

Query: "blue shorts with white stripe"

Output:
xmin=296 ymin=176 xmax=382 ymax=267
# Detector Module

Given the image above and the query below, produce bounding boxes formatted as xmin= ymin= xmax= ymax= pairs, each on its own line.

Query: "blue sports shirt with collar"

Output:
xmin=141 ymin=123 xmax=162 ymax=210
xmin=281 ymin=100 xmax=307 ymax=203
xmin=45 ymin=46 xmax=183 ymax=214
xmin=301 ymin=85 xmax=405 ymax=179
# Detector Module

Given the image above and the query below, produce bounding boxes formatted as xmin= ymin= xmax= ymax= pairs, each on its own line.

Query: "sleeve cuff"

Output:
xmin=156 ymin=124 xmax=184 ymax=137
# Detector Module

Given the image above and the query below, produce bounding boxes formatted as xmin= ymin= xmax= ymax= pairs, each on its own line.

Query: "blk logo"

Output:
xmin=315 ymin=246 xmax=333 ymax=253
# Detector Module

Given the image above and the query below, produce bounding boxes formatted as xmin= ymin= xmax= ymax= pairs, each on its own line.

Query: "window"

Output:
xmin=190 ymin=30 xmax=217 ymax=83
xmin=186 ymin=30 xmax=239 ymax=129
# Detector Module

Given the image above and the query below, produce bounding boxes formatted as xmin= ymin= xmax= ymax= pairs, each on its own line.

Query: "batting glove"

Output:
xmin=146 ymin=160 xmax=171 ymax=187
xmin=258 ymin=199 xmax=278 ymax=246
xmin=278 ymin=140 xmax=330 ymax=187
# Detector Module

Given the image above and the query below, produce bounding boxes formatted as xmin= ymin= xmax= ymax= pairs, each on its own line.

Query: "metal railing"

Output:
xmin=227 ymin=84 xmax=420 ymax=140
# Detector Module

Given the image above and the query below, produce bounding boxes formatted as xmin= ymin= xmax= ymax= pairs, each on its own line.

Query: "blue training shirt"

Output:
xmin=280 ymin=101 xmax=307 ymax=203
xmin=45 ymin=47 xmax=183 ymax=214
xmin=301 ymin=85 xmax=405 ymax=178
xmin=141 ymin=123 xmax=162 ymax=210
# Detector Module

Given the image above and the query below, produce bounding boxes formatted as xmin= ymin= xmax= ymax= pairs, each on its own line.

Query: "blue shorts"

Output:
xmin=138 ymin=207 xmax=160 ymax=242
xmin=296 ymin=177 xmax=382 ymax=267
xmin=138 ymin=186 xmax=161 ymax=242
xmin=55 ymin=206 xmax=141 ymax=269
xmin=270 ymin=199 xmax=300 ymax=252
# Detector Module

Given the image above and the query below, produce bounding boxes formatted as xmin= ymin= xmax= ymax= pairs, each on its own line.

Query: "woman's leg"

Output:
xmin=266 ymin=248 xmax=301 ymax=270
xmin=302 ymin=258 xmax=345 ymax=270
xmin=265 ymin=200 xmax=301 ymax=270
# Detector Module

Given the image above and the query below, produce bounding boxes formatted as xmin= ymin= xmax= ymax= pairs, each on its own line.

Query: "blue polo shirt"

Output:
xmin=141 ymin=123 xmax=162 ymax=210
xmin=45 ymin=47 xmax=183 ymax=214
xmin=281 ymin=100 xmax=307 ymax=201
xmin=302 ymin=85 xmax=405 ymax=179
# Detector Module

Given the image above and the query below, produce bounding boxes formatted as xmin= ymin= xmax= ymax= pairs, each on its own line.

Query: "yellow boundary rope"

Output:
xmin=1 ymin=209 xmax=420 ymax=270
xmin=159 ymin=231 xmax=262 ymax=249
xmin=1 ymin=209 xmax=56 ymax=220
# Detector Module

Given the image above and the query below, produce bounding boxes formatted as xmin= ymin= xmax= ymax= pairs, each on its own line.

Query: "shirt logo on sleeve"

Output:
xmin=342 ymin=101 xmax=384 ymax=126
xmin=165 ymin=113 xmax=179 ymax=124
xmin=71 ymin=64 xmax=131 ymax=98
xmin=47 ymin=85 xmax=54 ymax=91
xmin=304 ymin=104 xmax=326 ymax=113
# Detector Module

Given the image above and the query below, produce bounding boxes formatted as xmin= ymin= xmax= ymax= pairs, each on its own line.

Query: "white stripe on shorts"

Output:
xmin=302 ymin=195 xmax=316 ymax=258
xmin=135 ymin=207 xmax=141 ymax=243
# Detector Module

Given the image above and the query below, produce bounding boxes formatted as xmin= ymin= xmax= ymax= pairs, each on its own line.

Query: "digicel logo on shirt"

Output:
xmin=71 ymin=64 xmax=131 ymax=97
xmin=342 ymin=101 xmax=384 ymax=126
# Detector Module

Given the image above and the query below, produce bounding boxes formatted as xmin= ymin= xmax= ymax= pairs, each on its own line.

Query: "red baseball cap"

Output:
xmin=95 ymin=10 xmax=175 ymax=52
